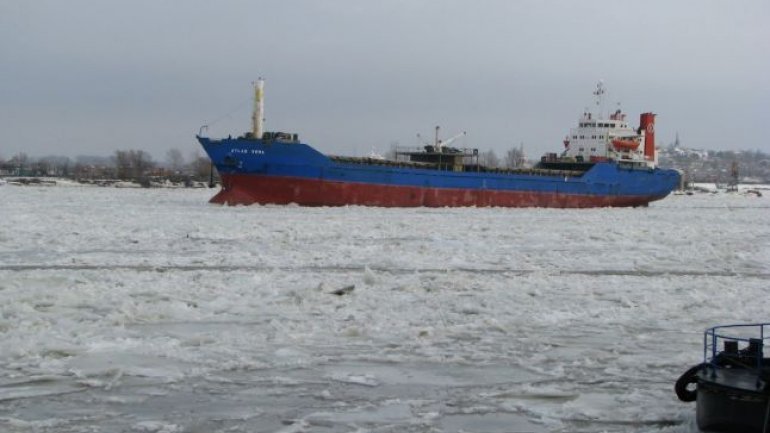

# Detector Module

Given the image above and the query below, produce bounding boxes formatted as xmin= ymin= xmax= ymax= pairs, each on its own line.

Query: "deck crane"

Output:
xmin=417 ymin=126 xmax=467 ymax=152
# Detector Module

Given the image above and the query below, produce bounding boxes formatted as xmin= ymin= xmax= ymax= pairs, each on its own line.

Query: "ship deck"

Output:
xmin=328 ymin=155 xmax=586 ymax=178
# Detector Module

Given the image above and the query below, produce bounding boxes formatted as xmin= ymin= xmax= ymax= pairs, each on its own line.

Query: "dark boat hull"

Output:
xmin=696 ymin=376 xmax=769 ymax=433
xmin=676 ymin=324 xmax=770 ymax=432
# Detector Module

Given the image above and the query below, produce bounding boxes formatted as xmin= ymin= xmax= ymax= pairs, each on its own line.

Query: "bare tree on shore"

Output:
xmin=504 ymin=145 xmax=527 ymax=169
xmin=114 ymin=150 xmax=154 ymax=179
xmin=479 ymin=150 xmax=500 ymax=168
xmin=166 ymin=148 xmax=185 ymax=173
xmin=191 ymin=154 xmax=215 ymax=180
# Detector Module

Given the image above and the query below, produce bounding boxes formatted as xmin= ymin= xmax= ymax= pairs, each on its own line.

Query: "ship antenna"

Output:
xmin=593 ymin=80 xmax=605 ymax=115
xmin=416 ymin=133 xmax=431 ymax=146
xmin=252 ymin=78 xmax=265 ymax=139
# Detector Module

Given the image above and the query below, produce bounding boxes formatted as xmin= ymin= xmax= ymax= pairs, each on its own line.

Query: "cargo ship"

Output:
xmin=196 ymin=80 xmax=680 ymax=207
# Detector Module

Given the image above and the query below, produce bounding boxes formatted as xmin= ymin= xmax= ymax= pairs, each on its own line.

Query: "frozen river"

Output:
xmin=1 ymin=185 xmax=768 ymax=432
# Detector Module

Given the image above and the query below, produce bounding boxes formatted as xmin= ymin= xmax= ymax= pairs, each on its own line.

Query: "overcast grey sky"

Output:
xmin=1 ymin=0 xmax=768 ymax=161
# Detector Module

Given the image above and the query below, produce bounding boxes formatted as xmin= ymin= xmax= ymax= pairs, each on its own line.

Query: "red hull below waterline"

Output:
xmin=211 ymin=174 xmax=662 ymax=208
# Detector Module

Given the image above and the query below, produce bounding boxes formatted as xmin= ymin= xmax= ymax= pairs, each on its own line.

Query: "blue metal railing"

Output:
xmin=704 ymin=323 xmax=770 ymax=370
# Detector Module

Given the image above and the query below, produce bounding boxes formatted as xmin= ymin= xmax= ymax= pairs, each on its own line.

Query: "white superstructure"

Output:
xmin=560 ymin=82 xmax=656 ymax=168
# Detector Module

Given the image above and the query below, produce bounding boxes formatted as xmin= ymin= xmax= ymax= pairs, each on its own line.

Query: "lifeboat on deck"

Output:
xmin=611 ymin=138 xmax=640 ymax=151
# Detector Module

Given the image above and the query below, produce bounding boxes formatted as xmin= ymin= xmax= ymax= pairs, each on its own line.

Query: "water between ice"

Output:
xmin=0 ymin=185 xmax=768 ymax=432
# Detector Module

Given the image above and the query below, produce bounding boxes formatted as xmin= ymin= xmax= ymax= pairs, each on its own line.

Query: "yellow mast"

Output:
xmin=252 ymin=78 xmax=264 ymax=138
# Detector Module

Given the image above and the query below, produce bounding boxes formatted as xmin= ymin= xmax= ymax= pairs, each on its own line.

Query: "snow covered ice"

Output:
xmin=0 ymin=185 xmax=768 ymax=432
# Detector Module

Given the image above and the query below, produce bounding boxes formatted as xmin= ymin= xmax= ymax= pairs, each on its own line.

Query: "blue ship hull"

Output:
xmin=197 ymin=136 xmax=680 ymax=208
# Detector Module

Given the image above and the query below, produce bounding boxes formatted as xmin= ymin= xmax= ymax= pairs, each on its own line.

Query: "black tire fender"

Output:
xmin=675 ymin=363 xmax=704 ymax=402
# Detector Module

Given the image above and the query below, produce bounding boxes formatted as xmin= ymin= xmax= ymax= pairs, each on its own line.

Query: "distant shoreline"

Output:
xmin=0 ymin=176 xmax=215 ymax=189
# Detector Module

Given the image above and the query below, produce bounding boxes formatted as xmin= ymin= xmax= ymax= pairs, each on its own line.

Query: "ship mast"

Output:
xmin=252 ymin=78 xmax=265 ymax=139
xmin=593 ymin=80 xmax=605 ymax=116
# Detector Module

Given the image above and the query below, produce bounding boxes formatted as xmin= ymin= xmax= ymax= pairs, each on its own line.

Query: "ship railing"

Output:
xmin=703 ymin=323 xmax=770 ymax=371
xmin=328 ymin=155 xmax=585 ymax=178
xmin=329 ymin=155 xmax=435 ymax=169
xmin=394 ymin=146 xmax=479 ymax=157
